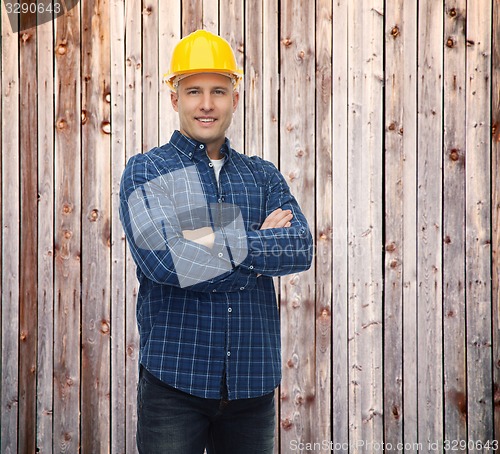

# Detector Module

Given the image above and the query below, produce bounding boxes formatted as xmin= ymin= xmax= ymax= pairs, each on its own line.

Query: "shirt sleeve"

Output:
xmin=238 ymin=160 xmax=314 ymax=276
xmin=119 ymin=153 xmax=254 ymax=292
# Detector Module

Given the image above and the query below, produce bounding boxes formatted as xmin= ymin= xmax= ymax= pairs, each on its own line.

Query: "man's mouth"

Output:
xmin=197 ymin=117 xmax=216 ymax=123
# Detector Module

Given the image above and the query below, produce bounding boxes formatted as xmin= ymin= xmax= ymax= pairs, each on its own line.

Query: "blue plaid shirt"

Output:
xmin=119 ymin=131 xmax=313 ymax=399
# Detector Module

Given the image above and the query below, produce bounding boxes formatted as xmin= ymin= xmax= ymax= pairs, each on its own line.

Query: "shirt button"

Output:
xmin=218 ymin=252 xmax=223 ymax=258
xmin=249 ymin=265 xmax=254 ymax=270
xmin=209 ymin=162 xmax=213 ymax=167
xmin=239 ymin=287 xmax=245 ymax=291
xmin=228 ymin=307 xmax=232 ymax=313
xmin=212 ymin=289 xmax=217 ymax=293
xmin=227 ymin=351 xmax=231 ymax=357
xmin=199 ymin=144 xmax=204 ymax=149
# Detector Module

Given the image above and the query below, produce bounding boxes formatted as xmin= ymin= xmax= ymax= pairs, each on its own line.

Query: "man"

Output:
xmin=119 ymin=29 xmax=313 ymax=454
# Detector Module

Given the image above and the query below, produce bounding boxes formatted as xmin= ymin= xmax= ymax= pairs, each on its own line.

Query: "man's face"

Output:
xmin=171 ymin=73 xmax=239 ymax=156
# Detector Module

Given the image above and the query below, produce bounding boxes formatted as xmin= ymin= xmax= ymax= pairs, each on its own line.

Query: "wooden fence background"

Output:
xmin=0 ymin=0 xmax=499 ymax=452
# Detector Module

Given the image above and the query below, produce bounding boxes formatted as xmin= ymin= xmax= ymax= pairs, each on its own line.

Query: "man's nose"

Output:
xmin=200 ymin=93 xmax=214 ymax=111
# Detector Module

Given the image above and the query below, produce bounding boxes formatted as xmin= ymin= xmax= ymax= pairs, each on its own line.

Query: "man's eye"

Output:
xmin=214 ymin=90 xmax=226 ymax=95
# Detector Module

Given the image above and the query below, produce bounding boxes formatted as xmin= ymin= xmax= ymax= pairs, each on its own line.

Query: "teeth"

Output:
xmin=199 ymin=118 xmax=214 ymax=123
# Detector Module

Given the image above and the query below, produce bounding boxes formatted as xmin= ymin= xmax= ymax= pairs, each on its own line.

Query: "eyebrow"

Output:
xmin=182 ymin=85 xmax=229 ymax=91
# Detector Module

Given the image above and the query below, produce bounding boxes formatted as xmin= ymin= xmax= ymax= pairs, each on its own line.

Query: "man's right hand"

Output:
xmin=260 ymin=208 xmax=293 ymax=230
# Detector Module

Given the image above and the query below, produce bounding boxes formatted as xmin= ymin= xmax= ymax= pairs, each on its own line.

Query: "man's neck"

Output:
xmin=206 ymin=145 xmax=224 ymax=160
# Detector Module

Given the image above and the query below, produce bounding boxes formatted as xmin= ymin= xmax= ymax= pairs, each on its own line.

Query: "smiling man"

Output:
xmin=119 ymin=29 xmax=313 ymax=454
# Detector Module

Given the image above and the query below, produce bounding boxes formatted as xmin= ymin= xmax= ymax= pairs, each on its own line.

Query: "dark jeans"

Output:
xmin=136 ymin=367 xmax=276 ymax=454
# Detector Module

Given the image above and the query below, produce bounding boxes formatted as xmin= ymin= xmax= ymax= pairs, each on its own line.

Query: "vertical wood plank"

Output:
xmin=1 ymin=7 xmax=20 ymax=454
xmin=443 ymin=0 xmax=467 ymax=445
xmin=262 ymin=0 xmax=279 ymax=166
xmin=110 ymin=0 xmax=126 ymax=451
xmin=219 ymin=0 xmax=245 ymax=153
xmin=202 ymin=0 xmax=218 ymax=32
xmin=36 ymin=13 xmax=55 ymax=454
xmin=400 ymin=1 xmax=418 ymax=450
xmin=143 ymin=0 xmax=159 ymax=151
xmin=81 ymin=0 xmax=111 ymax=451
xmin=182 ymin=0 xmax=202 ymax=34
xmin=347 ymin=0 xmax=384 ymax=450
xmin=315 ymin=0 xmax=332 ymax=449
xmin=332 ymin=0 xmax=349 ymax=450
xmin=417 ymin=0 xmax=444 ymax=448
xmin=492 ymin=0 xmax=500 ymax=441
xmin=19 ymin=11 xmax=38 ymax=454
xmin=158 ymin=1 xmax=180 ymax=144
xmin=53 ymin=4 xmax=82 ymax=451
xmin=125 ymin=0 xmax=143 ymax=449
xmin=465 ymin=0 xmax=493 ymax=442
xmin=384 ymin=0 xmax=405 ymax=448
xmin=244 ymin=0 xmax=263 ymax=157
xmin=279 ymin=0 xmax=316 ymax=450
xmin=261 ymin=3 xmax=280 ymax=451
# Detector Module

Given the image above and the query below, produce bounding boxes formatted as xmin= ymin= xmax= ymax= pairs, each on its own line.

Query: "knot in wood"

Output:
xmin=288 ymin=170 xmax=299 ymax=181
xmin=449 ymin=149 xmax=460 ymax=161
xmin=280 ymin=418 xmax=293 ymax=430
xmin=282 ymin=37 xmax=293 ymax=47
xmin=62 ymin=203 xmax=73 ymax=214
xmin=101 ymin=121 xmax=111 ymax=134
xmin=63 ymin=230 xmax=72 ymax=239
xmin=446 ymin=37 xmax=454 ymax=48
xmin=105 ymin=93 xmax=111 ymax=103
xmin=21 ymin=33 xmax=31 ymax=43
xmin=89 ymin=209 xmax=99 ymax=221
xmin=81 ymin=110 xmax=88 ymax=125
xmin=100 ymin=320 xmax=110 ymax=334
xmin=56 ymin=119 xmax=68 ymax=130
xmin=385 ymin=242 xmax=396 ymax=252
xmin=492 ymin=123 xmax=499 ymax=140
xmin=449 ymin=8 xmax=457 ymax=17
xmin=56 ymin=43 xmax=67 ymax=55
xmin=294 ymin=394 xmax=304 ymax=405
xmin=388 ymin=122 xmax=396 ymax=131
xmin=390 ymin=26 xmax=400 ymax=38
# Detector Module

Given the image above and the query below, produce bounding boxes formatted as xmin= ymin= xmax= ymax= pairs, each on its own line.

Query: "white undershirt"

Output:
xmin=209 ymin=157 xmax=225 ymax=184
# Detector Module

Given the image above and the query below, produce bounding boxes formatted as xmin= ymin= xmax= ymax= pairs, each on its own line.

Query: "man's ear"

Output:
xmin=232 ymin=90 xmax=239 ymax=112
xmin=171 ymin=91 xmax=179 ymax=112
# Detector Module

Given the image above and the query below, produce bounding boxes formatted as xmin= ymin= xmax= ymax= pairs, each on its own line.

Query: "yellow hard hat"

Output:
xmin=165 ymin=29 xmax=243 ymax=91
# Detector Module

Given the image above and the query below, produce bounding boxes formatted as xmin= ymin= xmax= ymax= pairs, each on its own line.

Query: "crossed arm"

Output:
xmin=182 ymin=208 xmax=293 ymax=248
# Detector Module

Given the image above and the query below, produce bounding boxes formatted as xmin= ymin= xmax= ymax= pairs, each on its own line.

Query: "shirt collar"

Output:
xmin=170 ymin=130 xmax=232 ymax=161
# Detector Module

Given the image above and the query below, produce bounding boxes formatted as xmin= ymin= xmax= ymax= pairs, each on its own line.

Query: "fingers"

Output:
xmin=260 ymin=208 xmax=293 ymax=230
